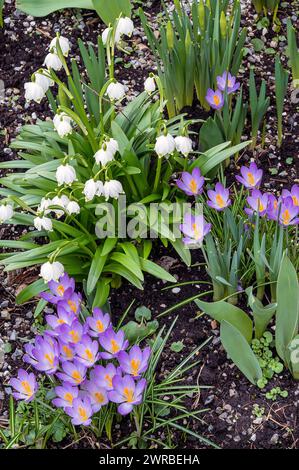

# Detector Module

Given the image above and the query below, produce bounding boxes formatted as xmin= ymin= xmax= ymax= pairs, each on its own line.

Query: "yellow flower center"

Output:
xmin=258 ymin=200 xmax=265 ymax=212
xmin=78 ymin=407 xmax=87 ymax=421
xmin=21 ymin=380 xmax=32 ymax=397
xmin=69 ymin=330 xmax=79 ymax=343
xmin=68 ymin=300 xmax=77 ymax=313
xmin=130 ymin=359 xmax=141 ymax=377
xmin=105 ymin=374 xmax=113 ymax=387
xmin=292 ymin=196 xmax=299 ymax=207
xmin=63 ymin=345 xmax=73 ymax=359
xmin=216 ymin=194 xmax=225 ymax=208
xmin=95 ymin=392 xmax=105 ymax=404
xmin=247 ymin=172 xmax=255 ymax=186
xmin=123 ymin=387 xmax=134 ymax=403
xmin=72 ymin=371 xmax=82 ymax=383
xmin=213 ymin=95 xmax=220 ymax=106
xmin=64 ymin=392 xmax=74 ymax=404
xmin=110 ymin=339 xmax=120 ymax=354
xmin=57 ymin=285 xmax=65 ymax=296
xmin=57 ymin=319 xmax=65 ymax=324
xmin=282 ymin=209 xmax=291 ymax=225
xmin=189 ymin=179 xmax=197 ymax=194
xmin=228 ymin=79 xmax=232 ymax=87
xmin=192 ymin=223 xmax=202 ymax=241
xmin=84 ymin=348 xmax=94 ymax=362
xmin=96 ymin=320 xmax=104 ymax=333
xmin=44 ymin=353 xmax=54 ymax=366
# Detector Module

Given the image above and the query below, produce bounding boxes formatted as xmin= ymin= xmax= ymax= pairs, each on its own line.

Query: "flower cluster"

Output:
xmin=9 ymin=274 xmax=150 ymax=424
xmin=205 ymin=72 xmax=240 ymax=110
xmin=177 ymin=161 xmax=299 ymax=246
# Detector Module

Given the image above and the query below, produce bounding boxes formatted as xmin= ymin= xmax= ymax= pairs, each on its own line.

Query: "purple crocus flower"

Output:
xmin=46 ymin=308 xmax=76 ymax=333
xmin=207 ymin=182 xmax=231 ymax=211
xmin=86 ymin=308 xmax=111 ymax=337
xmin=75 ymin=335 xmax=99 ymax=367
xmin=216 ymin=72 xmax=240 ymax=94
xmin=81 ymin=379 xmax=109 ymax=413
xmin=267 ymin=194 xmax=280 ymax=221
xmin=245 ymin=190 xmax=269 ymax=217
xmin=176 ymin=168 xmax=205 ymax=197
xmin=23 ymin=335 xmax=59 ymax=375
xmin=58 ymin=340 xmax=75 ymax=362
xmin=118 ymin=345 xmax=151 ymax=378
xmin=52 ymin=382 xmax=79 ymax=409
xmin=108 ymin=375 xmax=147 ymax=416
xmin=99 ymin=327 xmax=129 ymax=360
xmin=205 ymin=88 xmax=224 ymax=110
xmin=236 ymin=162 xmax=263 ymax=189
xmin=57 ymin=292 xmax=82 ymax=316
xmin=282 ymin=184 xmax=299 ymax=208
xmin=65 ymin=397 xmax=93 ymax=426
xmin=40 ymin=273 xmax=75 ymax=304
xmin=56 ymin=359 xmax=87 ymax=385
xmin=278 ymin=197 xmax=299 ymax=227
xmin=9 ymin=369 xmax=38 ymax=402
xmin=90 ymin=364 xmax=119 ymax=391
xmin=180 ymin=213 xmax=211 ymax=246
xmin=59 ymin=320 xmax=83 ymax=345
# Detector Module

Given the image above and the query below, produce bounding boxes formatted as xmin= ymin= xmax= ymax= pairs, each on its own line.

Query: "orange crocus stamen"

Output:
xmin=21 ymin=380 xmax=32 ymax=397
xmin=123 ymin=387 xmax=134 ymax=403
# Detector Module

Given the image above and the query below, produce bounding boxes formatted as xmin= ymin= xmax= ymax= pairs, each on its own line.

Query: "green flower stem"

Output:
xmin=153 ymin=158 xmax=162 ymax=193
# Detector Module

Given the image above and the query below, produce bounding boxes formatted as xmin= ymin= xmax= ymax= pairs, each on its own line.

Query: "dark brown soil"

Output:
xmin=0 ymin=0 xmax=299 ymax=450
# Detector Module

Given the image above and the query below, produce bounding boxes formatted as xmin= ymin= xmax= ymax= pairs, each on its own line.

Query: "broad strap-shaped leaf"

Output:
xmin=86 ymin=246 xmax=108 ymax=295
xmin=287 ymin=335 xmax=299 ymax=380
xmin=220 ymin=321 xmax=263 ymax=385
xmin=246 ymin=286 xmax=277 ymax=339
xmin=195 ymin=298 xmax=253 ymax=343
xmin=92 ymin=0 xmax=131 ymax=25
xmin=16 ymin=278 xmax=47 ymax=304
xmin=139 ymin=258 xmax=177 ymax=284
xmin=16 ymin=0 xmax=94 ymax=17
xmin=276 ymin=254 xmax=299 ymax=365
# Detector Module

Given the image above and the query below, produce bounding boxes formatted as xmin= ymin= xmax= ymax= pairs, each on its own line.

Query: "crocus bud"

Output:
xmin=166 ymin=21 xmax=174 ymax=50
xmin=40 ymin=261 xmax=64 ymax=282
xmin=34 ymin=216 xmax=53 ymax=232
xmin=49 ymin=36 xmax=70 ymax=57
xmin=56 ymin=164 xmax=77 ymax=186
xmin=103 ymin=180 xmax=124 ymax=200
xmin=106 ymin=82 xmax=126 ymax=102
xmin=24 ymin=82 xmax=45 ymax=103
xmin=66 ymin=201 xmax=80 ymax=215
xmin=0 ymin=204 xmax=13 ymax=223
xmin=44 ymin=53 xmax=63 ymax=71
xmin=144 ymin=76 xmax=156 ymax=94
xmin=155 ymin=134 xmax=175 ymax=158
xmin=174 ymin=136 xmax=193 ymax=157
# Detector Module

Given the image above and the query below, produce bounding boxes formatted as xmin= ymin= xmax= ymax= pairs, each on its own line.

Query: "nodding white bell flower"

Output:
xmin=34 ymin=71 xmax=54 ymax=93
xmin=66 ymin=200 xmax=80 ymax=215
xmin=154 ymin=134 xmax=176 ymax=158
xmin=115 ymin=17 xmax=134 ymax=42
xmin=51 ymin=195 xmax=70 ymax=218
xmin=40 ymin=261 xmax=64 ymax=283
xmin=103 ymin=180 xmax=124 ymax=200
xmin=174 ymin=136 xmax=193 ymax=157
xmin=144 ymin=76 xmax=156 ymax=94
xmin=49 ymin=36 xmax=70 ymax=57
xmin=102 ymin=27 xmax=112 ymax=46
xmin=38 ymin=197 xmax=52 ymax=215
xmin=83 ymin=179 xmax=98 ymax=202
xmin=94 ymin=147 xmax=114 ymax=167
xmin=56 ymin=164 xmax=77 ymax=186
xmin=44 ymin=53 xmax=63 ymax=71
xmin=96 ymin=180 xmax=104 ymax=197
xmin=0 ymin=204 xmax=13 ymax=223
xmin=53 ymin=113 xmax=72 ymax=138
xmin=106 ymin=82 xmax=126 ymax=102
xmin=34 ymin=216 xmax=53 ymax=232
xmin=105 ymin=138 xmax=119 ymax=156
xmin=24 ymin=82 xmax=45 ymax=103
